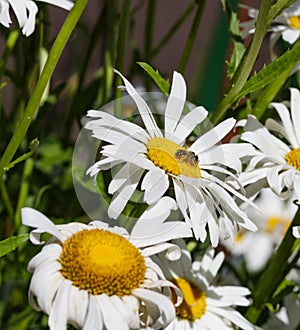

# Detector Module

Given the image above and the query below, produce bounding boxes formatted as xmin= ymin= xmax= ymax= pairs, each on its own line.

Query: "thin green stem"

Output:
xmin=63 ymin=6 xmax=105 ymax=141
xmin=210 ymin=0 xmax=273 ymax=125
xmin=0 ymin=30 xmax=19 ymax=81
xmin=0 ymin=0 xmax=88 ymax=179
xmin=178 ymin=0 xmax=206 ymax=74
xmin=14 ymin=158 xmax=34 ymax=228
xmin=144 ymin=0 xmax=156 ymax=62
xmin=0 ymin=178 xmax=14 ymax=221
xmin=246 ymin=206 xmax=300 ymax=324
xmin=144 ymin=0 xmax=156 ymax=91
xmin=152 ymin=3 xmax=195 ymax=57
xmin=115 ymin=0 xmax=132 ymax=117
xmin=96 ymin=0 xmax=117 ymax=107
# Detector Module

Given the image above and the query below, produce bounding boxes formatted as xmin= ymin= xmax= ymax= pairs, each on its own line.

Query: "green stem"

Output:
xmin=96 ymin=0 xmax=117 ymax=107
xmin=0 ymin=0 xmax=88 ymax=179
xmin=144 ymin=0 xmax=156 ymax=91
xmin=246 ymin=206 xmax=300 ymax=324
xmin=152 ymin=3 xmax=195 ymax=57
xmin=178 ymin=0 xmax=206 ymax=74
xmin=210 ymin=0 xmax=273 ymax=125
xmin=0 ymin=178 xmax=14 ymax=222
xmin=115 ymin=0 xmax=132 ymax=117
xmin=0 ymin=30 xmax=19 ymax=81
xmin=252 ymin=67 xmax=291 ymax=120
xmin=14 ymin=158 xmax=34 ymax=228
xmin=63 ymin=6 xmax=105 ymax=141
xmin=144 ymin=0 xmax=156 ymax=62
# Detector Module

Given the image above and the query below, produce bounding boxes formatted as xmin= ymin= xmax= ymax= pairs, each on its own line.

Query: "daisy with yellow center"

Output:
xmin=223 ymin=189 xmax=297 ymax=273
xmin=240 ymin=1 xmax=300 ymax=44
xmin=0 ymin=0 xmax=73 ymax=36
xmin=21 ymin=197 xmax=192 ymax=330
xmin=153 ymin=240 xmax=254 ymax=330
xmin=240 ymin=88 xmax=300 ymax=203
xmin=85 ymin=70 xmax=257 ymax=247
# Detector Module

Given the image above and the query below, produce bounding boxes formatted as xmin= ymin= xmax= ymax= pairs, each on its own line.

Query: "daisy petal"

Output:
xmin=290 ymin=88 xmax=300 ymax=146
xmin=165 ymin=71 xmax=186 ymax=139
xmin=190 ymin=118 xmax=236 ymax=154
xmin=141 ymin=168 xmax=169 ymax=204
xmin=114 ymin=70 xmax=162 ymax=138
xmin=173 ymin=106 xmax=208 ymax=144
xmin=21 ymin=207 xmax=64 ymax=243
xmin=48 ymin=280 xmax=71 ymax=329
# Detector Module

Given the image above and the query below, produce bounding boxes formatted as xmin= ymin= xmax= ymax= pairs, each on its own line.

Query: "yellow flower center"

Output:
xmin=289 ymin=16 xmax=300 ymax=29
xmin=266 ymin=216 xmax=290 ymax=235
xmin=172 ymin=277 xmax=206 ymax=321
xmin=59 ymin=229 xmax=146 ymax=296
xmin=285 ymin=148 xmax=300 ymax=170
xmin=147 ymin=137 xmax=201 ymax=178
xmin=235 ymin=230 xmax=245 ymax=243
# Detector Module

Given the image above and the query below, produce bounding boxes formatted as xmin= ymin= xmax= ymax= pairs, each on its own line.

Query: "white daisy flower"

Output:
xmin=0 ymin=0 xmax=73 ymax=36
xmin=85 ymin=70 xmax=257 ymax=247
xmin=240 ymin=88 xmax=300 ymax=202
xmin=224 ymin=189 xmax=297 ymax=273
xmin=153 ymin=240 xmax=254 ymax=330
xmin=240 ymin=1 xmax=300 ymax=44
xmin=21 ymin=197 xmax=193 ymax=330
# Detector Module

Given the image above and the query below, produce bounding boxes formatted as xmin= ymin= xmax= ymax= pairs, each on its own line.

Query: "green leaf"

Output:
xmin=4 ymin=138 xmax=39 ymax=171
xmin=96 ymin=170 xmax=112 ymax=205
xmin=0 ymin=234 xmax=29 ymax=257
xmin=137 ymin=62 xmax=170 ymax=94
xmin=234 ymin=38 xmax=300 ymax=103
xmin=223 ymin=2 xmax=246 ymax=78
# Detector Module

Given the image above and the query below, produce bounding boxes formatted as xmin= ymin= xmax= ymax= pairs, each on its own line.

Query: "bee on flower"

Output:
xmin=85 ymin=70 xmax=257 ymax=247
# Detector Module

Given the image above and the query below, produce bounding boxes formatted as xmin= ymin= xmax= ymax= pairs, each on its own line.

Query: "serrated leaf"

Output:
xmin=0 ymin=234 xmax=29 ymax=257
xmin=234 ymin=39 xmax=300 ymax=102
xmin=137 ymin=62 xmax=170 ymax=94
xmin=223 ymin=3 xmax=246 ymax=78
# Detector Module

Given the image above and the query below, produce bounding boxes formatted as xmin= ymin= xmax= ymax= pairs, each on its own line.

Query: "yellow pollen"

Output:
xmin=266 ymin=216 xmax=290 ymax=235
xmin=289 ymin=16 xmax=300 ymax=29
xmin=285 ymin=148 xmax=300 ymax=171
xmin=59 ymin=229 xmax=146 ymax=296
xmin=172 ymin=277 xmax=206 ymax=321
xmin=235 ymin=231 xmax=245 ymax=243
xmin=146 ymin=137 xmax=201 ymax=178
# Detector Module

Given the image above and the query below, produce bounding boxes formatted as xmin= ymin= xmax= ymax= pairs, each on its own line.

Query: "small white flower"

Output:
xmin=22 ymin=197 xmax=192 ymax=330
xmin=240 ymin=88 xmax=300 ymax=202
xmin=85 ymin=70 xmax=257 ymax=247
xmin=224 ymin=189 xmax=297 ymax=273
xmin=240 ymin=1 xmax=300 ymax=44
xmin=0 ymin=0 xmax=73 ymax=36
xmin=153 ymin=240 xmax=254 ymax=330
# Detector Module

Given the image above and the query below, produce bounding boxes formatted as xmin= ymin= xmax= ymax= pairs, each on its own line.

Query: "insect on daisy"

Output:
xmin=85 ymin=70 xmax=257 ymax=247
xmin=22 ymin=197 xmax=192 ymax=330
